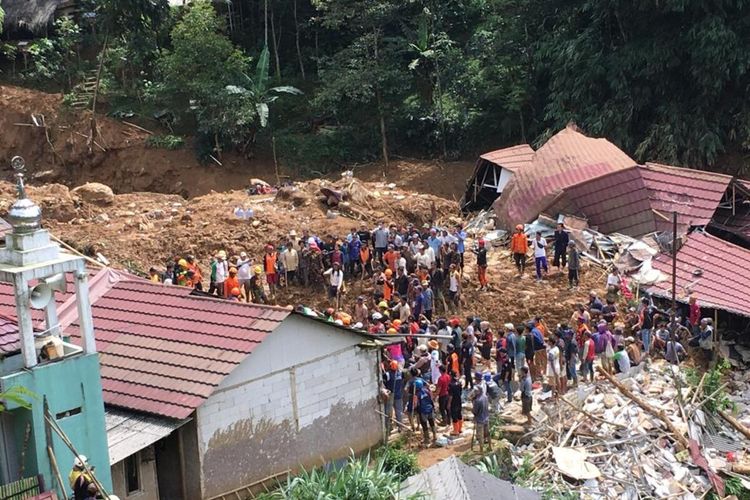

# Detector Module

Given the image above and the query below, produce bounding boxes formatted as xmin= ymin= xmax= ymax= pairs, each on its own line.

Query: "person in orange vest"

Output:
xmin=224 ymin=267 xmax=240 ymax=298
xmin=186 ymin=255 xmax=203 ymax=291
xmin=510 ymin=224 xmax=529 ymax=276
xmin=263 ymin=244 xmax=279 ymax=298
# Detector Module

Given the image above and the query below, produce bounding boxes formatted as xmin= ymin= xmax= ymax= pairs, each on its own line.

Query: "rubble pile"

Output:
xmin=497 ymin=361 xmax=750 ymax=499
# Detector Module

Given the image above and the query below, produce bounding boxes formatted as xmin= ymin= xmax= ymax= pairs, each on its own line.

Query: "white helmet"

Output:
xmin=74 ymin=455 xmax=88 ymax=468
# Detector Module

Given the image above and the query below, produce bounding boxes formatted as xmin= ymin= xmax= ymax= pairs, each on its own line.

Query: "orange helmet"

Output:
xmin=384 ymin=269 xmax=393 ymax=277
xmin=515 ymin=224 xmax=524 ymax=231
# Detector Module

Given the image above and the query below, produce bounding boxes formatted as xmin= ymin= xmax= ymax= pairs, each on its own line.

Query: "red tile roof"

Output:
xmin=494 ymin=125 xmax=635 ymax=228
xmin=0 ymin=270 xmax=290 ymax=419
xmin=0 ymin=314 xmax=21 ymax=355
xmin=479 ymin=144 xmax=535 ymax=172
xmin=647 ymin=232 xmax=750 ymax=317
xmin=544 ymin=166 xmax=657 ymax=236
xmin=641 ymin=163 xmax=732 ymax=233
xmin=541 ymin=163 xmax=734 ymax=237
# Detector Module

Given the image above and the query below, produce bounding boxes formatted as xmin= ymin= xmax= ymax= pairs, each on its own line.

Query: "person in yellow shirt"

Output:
xmin=148 ymin=267 xmax=161 ymax=283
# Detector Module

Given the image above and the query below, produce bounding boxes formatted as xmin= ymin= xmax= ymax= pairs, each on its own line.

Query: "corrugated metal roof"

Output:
xmin=641 ymin=163 xmax=732 ymax=233
xmin=646 ymin=232 xmax=750 ymax=317
xmin=494 ymin=125 xmax=636 ymax=228
xmin=105 ymin=408 xmax=186 ymax=464
xmin=544 ymin=166 xmax=657 ymax=237
xmin=0 ymin=270 xmax=290 ymax=419
xmin=479 ymin=144 xmax=535 ymax=172
xmin=400 ymin=456 xmax=540 ymax=500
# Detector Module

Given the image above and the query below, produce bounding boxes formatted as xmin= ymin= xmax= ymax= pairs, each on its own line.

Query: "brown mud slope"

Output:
xmin=0 ymin=176 xmax=602 ymax=328
xmin=0 ymin=85 xmax=477 ymax=199
xmin=0 ymin=85 xmax=277 ymax=196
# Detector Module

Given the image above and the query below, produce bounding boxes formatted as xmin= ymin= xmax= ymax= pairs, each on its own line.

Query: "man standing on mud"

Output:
xmin=553 ymin=223 xmax=569 ymax=272
xmin=510 ymin=224 xmax=528 ymax=277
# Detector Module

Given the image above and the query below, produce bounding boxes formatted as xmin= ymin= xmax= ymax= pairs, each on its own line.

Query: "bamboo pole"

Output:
xmin=596 ymin=366 xmax=689 ymax=449
xmin=718 ymin=409 xmax=750 ymax=440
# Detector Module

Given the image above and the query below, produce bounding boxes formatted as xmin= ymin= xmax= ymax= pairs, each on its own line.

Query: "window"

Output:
xmin=125 ymin=453 xmax=141 ymax=494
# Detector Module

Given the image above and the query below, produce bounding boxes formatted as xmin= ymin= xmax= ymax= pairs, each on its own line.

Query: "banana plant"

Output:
xmin=225 ymin=46 xmax=303 ymax=129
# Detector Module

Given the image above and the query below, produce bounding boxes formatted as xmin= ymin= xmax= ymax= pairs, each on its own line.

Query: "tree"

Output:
xmin=157 ymin=0 xmax=250 ymax=158
xmin=313 ymin=0 xmax=411 ymax=175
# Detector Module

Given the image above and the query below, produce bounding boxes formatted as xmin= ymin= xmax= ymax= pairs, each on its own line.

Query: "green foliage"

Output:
xmin=146 ymin=134 xmax=184 ymax=150
xmin=725 ymin=477 xmax=750 ymax=500
xmin=277 ymin=126 xmax=379 ymax=174
xmin=0 ymin=386 xmax=37 ymax=411
xmin=512 ymin=454 xmax=535 ymax=483
xmin=692 ymin=358 xmax=733 ymax=413
xmin=256 ymin=453 xmax=423 ymax=500
xmin=375 ymin=445 xmax=419 ymax=482
xmin=24 ymin=18 xmax=82 ymax=89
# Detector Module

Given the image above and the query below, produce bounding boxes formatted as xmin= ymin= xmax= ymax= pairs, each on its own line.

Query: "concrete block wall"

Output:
xmin=197 ymin=345 xmax=381 ymax=499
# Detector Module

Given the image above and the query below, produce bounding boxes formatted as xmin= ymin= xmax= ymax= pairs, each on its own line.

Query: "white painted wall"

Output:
xmin=497 ymin=168 xmax=514 ymax=193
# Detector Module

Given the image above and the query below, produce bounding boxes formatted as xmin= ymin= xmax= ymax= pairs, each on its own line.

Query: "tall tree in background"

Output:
xmin=312 ymin=0 xmax=409 ymax=175
xmin=534 ymin=0 xmax=750 ymax=166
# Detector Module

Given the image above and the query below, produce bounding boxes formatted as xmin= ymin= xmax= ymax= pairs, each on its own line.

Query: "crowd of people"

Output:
xmin=147 ymin=220 xmax=714 ymax=447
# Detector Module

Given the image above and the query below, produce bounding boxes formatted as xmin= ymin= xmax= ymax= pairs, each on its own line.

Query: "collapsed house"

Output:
xmin=460 ymin=144 xmax=534 ymax=212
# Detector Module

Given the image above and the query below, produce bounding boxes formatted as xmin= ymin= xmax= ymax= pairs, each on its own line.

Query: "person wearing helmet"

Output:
xmin=249 ymin=265 xmax=267 ymax=304
xmin=472 ymin=239 xmax=489 ymax=290
xmin=412 ymin=376 xmax=437 ymax=445
xmin=263 ymin=244 xmax=279 ymax=298
xmin=382 ymin=268 xmax=394 ymax=302
xmin=510 ymin=224 xmax=529 ymax=277
xmin=383 ymin=360 xmax=404 ymax=435
xmin=175 ymin=258 xmax=190 ymax=287
xmin=184 ymin=255 xmax=202 ymax=291
xmin=214 ymin=250 xmax=229 ymax=297
xmin=236 ymin=251 xmax=252 ymax=301
xmin=224 ymin=267 xmax=240 ymax=299
xmin=69 ymin=455 xmax=93 ymax=500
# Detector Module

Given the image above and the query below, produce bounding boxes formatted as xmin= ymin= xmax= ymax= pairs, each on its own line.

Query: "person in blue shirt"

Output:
xmin=383 ymin=360 xmax=404 ymax=435
xmin=422 ymin=282 xmax=434 ymax=320
xmin=427 ymin=228 xmax=442 ymax=267
xmin=413 ymin=378 xmax=437 ymax=445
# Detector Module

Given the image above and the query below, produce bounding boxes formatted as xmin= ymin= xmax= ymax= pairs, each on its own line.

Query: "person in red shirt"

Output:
xmin=581 ymin=331 xmax=596 ymax=382
xmin=435 ymin=365 xmax=452 ymax=426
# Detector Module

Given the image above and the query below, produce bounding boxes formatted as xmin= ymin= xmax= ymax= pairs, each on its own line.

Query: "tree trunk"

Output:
xmin=89 ymin=33 xmax=108 ymax=155
xmin=270 ymin=3 xmax=281 ymax=80
xmin=264 ymin=0 xmax=268 ymax=47
xmin=433 ymin=56 xmax=447 ymax=160
xmin=293 ymin=0 xmax=305 ymax=80
xmin=373 ymin=29 xmax=389 ymax=176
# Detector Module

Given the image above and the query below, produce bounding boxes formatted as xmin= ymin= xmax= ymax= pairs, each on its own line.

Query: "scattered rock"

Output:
xmin=181 ymin=213 xmax=193 ymax=223
xmin=94 ymin=213 xmax=110 ymax=223
xmin=71 ymin=182 xmax=114 ymax=205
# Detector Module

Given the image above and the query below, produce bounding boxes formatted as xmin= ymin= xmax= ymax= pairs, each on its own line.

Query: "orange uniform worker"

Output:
xmin=224 ymin=267 xmax=240 ymax=298
xmin=510 ymin=224 xmax=529 ymax=276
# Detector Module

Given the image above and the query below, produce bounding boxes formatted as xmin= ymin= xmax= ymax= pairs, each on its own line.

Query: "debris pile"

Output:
xmin=497 ymin=361 xmax=750 ymax=499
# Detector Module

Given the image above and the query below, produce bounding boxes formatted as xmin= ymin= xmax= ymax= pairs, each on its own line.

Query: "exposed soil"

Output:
xmin=0 ymin=85 xmax=476 ymax=199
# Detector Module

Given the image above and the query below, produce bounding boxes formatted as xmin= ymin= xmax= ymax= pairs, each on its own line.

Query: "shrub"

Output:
xmin=146 ymin=134 xmax=185 ymax=150
xmin=376 ymin=445 xmax=419 ymax=482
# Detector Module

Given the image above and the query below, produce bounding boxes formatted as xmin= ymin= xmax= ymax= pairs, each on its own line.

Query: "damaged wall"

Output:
xmin=195 ymin=317 xmax=381 ymax=498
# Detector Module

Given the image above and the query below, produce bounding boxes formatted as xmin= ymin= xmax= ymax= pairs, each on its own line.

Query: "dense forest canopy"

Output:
xmin=2 ymin=0 xmax=750 ymax=174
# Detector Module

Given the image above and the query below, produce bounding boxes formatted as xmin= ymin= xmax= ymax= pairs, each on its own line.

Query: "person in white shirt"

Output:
xmin=606 ymin=268 xmax=621 ymax=294
xmin=533 ymin=232 xmax=548 ymax=281
xmin=323 ymin=262 xmax=344 ymax=307
xmin=280 ymin=242 xmax=299 ymax=285
xmin=416 ymin=246 xmax=433 ymax=270
xmin=448 ymin=264 xmax=461 ymax=312
xmin=214 ymin=251 xmax=229 ymax=297
xmin=236 ymin=251 xmax=252 ymax=301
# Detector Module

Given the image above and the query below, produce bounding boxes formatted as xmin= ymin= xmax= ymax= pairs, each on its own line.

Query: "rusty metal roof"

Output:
xmin=0 ymin=270 xmax=290 ymax=419
xmin=542 ymin=163 xmax=734 ymax=237
xmin=641 ymin=163 xmax=732 ymax=233
xmin=543 ymin=166 xmax=657 ymax=236
xmin=494 ymin=125 xmax=636 ymax=227
xmin=647 ymin=231 xmax=750 ymax=317
xmin=479 ymin=144 xmax=535 ymax=172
